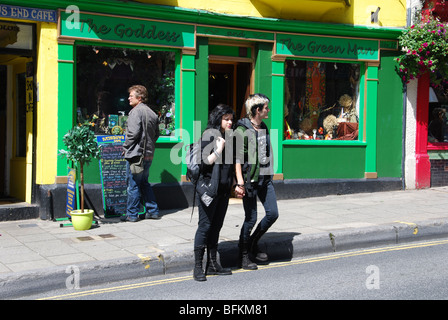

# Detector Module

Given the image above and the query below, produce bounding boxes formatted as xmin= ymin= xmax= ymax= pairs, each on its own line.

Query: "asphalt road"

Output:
xmin=21 ymin=238 xmax=448 ymax=303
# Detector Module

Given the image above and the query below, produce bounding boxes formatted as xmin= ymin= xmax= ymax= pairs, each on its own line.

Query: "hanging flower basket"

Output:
xmin=396 ymin=15 xmax=448 ymax=87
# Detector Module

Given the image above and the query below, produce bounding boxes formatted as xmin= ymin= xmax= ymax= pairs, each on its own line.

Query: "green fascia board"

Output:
xmin=8 ymin=0 xmax=404 ymax=40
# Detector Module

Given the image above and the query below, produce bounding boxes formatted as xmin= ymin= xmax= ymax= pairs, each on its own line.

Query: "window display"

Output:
xmin=428 ymin=83 xmax=448 ymax=143
xmin=76 ymin=45 xmax=176 ymax=136
xmin=284 ymin=60 xmax=361 ymax=140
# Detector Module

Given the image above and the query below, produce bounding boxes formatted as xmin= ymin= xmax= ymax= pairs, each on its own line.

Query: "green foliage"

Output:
xmin=396 ymin=15 xmax=448 ymax=86
xmin=59 ymin=123 xmax=101 ymax=167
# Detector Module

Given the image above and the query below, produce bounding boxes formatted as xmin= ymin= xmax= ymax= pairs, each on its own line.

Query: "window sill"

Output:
xmin=157 ymin=136 xmax=182 ymax=144
xmin=282 ymin=139 xmax=366 ymax=146
xmin=427 ymin=142 xmax=448 ymax=151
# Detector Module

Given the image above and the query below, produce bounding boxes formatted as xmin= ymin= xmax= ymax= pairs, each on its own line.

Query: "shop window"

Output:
xmin=284 ymin=60 xmax=361 ymax=140
xmin=428 ymin=85 xmax=448 ymax=144
xmin=76 ymin=45 xmax=176 ymax=136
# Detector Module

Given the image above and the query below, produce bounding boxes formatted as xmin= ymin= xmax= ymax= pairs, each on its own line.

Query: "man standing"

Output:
xmin=234 ymin=93 xmax=279 ymax=269
xmin=122 ymin=85 xmax=160 ymax=222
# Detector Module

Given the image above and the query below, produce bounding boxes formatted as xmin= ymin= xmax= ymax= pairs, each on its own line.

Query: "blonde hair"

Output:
xmin=128 ymin=85 xmax=148 ymax=103
xmin=245 ymin=93 xmax=270 ymax=119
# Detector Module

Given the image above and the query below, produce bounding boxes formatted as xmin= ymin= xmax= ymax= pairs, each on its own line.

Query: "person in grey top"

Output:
xmin=122 ymin=85 xmax=160 ymax=222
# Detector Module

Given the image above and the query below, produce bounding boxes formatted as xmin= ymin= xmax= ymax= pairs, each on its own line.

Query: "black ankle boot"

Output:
xmin=249 ymin=225 xmax=268 ymax=262
xmin=206 ymin=245 xmax=232 ymax=275
xmin=193 ymin=246 xmax=207 ymax=281
xmin=239 ymin=241 xmax=258 ymax=270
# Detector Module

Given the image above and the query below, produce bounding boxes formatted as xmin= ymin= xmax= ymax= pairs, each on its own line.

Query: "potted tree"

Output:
xmin=59 ymin=123 xmax=101 ymax=230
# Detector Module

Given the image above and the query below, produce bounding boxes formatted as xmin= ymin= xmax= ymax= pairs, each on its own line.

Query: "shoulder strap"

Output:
xmin=142 ymin=111 xmax=148 ymax=156
xmin=190 ymin=183 xmax=197 ymax=222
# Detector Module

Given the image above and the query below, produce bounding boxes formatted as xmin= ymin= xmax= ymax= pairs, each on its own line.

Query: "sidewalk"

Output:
xmin=1 ymin=186 xmax=448 ymax=298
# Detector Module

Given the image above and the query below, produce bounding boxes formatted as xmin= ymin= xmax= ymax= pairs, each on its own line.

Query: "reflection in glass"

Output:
xmin=284 ymin=60 xmax=360 ymax=140
xmin=76 ymin=45 xmax=176 ymax=136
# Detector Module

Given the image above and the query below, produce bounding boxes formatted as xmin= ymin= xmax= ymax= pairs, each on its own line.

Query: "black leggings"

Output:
xmin=194 ymin=191 xmax=230 ymax=249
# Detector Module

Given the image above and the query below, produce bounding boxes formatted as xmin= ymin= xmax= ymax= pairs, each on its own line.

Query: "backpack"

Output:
xmin=185 ymin=140 xmax=202 ymax=220
xmin=186 ymin=140 xmax=201 ymax=185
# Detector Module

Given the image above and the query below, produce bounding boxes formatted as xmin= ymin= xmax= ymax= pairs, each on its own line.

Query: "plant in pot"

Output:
xmin=59 ymin=123 xmax=101 ymax=230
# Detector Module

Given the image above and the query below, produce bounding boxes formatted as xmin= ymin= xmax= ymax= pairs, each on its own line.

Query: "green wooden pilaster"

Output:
xmin=194 ymin=37 xmax=209 ymax=134
xmin=364 ymin=63 xmax=379 ymax=178
xmin=57 ymin=42 xmax=76 ymax=177
xmin=271 ymin=60 xmax=284 ymax=175
xmin=180 ymin=51 xmax=196 ymax=176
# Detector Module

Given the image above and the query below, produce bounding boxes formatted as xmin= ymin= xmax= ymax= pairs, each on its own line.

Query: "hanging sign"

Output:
xmin=26 ymin=62 xmax=33 ymax=113
xmin=59 ymin=10 xmax=195 ymax=49
xmin=276 ymin=33 xmax=379 ymax=61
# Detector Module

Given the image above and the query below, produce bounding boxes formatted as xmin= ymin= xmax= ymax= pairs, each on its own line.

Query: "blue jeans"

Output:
xmin=240 ymin=179 xmax=279 ymax=242
xmin=126 ymin=159 xmax=159 ymax=219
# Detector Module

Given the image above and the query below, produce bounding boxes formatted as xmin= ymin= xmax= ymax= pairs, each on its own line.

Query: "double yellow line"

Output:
xmin=39 ymin=239 xmax=448 ymax=300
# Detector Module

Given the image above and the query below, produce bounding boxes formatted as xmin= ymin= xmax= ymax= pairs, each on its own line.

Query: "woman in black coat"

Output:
xmin=193 ymin=104 xmax=235 ymax=281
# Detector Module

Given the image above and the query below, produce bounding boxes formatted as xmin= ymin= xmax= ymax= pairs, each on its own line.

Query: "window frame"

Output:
xmin=74 ymin=41 xmax=181 ymax=143
xmin=281 ymin=57 xmax=366 ymax=146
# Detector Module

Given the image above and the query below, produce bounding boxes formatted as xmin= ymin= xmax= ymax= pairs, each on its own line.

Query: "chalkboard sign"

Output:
xmin=99 ymin=142 xmax=128 ymax=217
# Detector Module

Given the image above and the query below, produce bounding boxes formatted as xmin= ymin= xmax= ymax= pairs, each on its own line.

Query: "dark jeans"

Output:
xmin=240 ymin=179 xmax=279 ymax=242
xmin=126 ymin=160 xmax=159 ymax=219
xmin=194 ymin=190 xmax=230 ymax=249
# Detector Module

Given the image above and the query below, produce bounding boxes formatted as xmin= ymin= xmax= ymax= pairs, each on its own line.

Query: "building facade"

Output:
xmin=404 ymin=0 xmax=448 ymax=189
xmin=0 ymin=0 xmax=407 ymax=220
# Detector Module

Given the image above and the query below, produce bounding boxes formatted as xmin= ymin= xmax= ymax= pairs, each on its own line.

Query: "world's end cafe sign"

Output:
xmin=276 ymin=33 xmax=379 ymax=61
xmin=59 ymin=9 xmax=195 ymax=49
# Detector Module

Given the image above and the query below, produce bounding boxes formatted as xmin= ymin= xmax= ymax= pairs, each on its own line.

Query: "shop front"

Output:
xmin=44 ymin=5 xmax=405 ymax=220
xmin=407 ymin=0 xmax=448 ymax=189
xmin=0 ymin=4 xmax=57 ymax=220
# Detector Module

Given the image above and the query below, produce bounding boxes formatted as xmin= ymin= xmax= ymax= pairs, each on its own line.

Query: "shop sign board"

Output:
xmin=59 ymin=11 xmax=195 ymax=49
xmin=276 ymin=33 xmax=379 ymax=61
xmin=0 ymin=4 xmax=56 ymax=23
xmin=66 ymin=168 xmax=76 ymax=217
xmin=197 ymin=25 xmax=274 ymax=41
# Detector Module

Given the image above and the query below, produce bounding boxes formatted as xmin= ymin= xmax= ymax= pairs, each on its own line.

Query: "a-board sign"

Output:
xmin=66 ymin=168 xmax=76 ymax=217
xmin=97 ymin=135 xmax=127 ymax=217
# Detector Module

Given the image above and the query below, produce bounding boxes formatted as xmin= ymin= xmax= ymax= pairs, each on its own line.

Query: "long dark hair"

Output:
xmin=206 ymin=104 xmax=235 ymax=131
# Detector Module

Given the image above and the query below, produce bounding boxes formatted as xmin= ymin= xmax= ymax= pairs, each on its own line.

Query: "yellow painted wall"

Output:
xmin=136 ymin=0 xmax=407 ymax=27
xmin=35 ymin=22 xmax=59 ymax=185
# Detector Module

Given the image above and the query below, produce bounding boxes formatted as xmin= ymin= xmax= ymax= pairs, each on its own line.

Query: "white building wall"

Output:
xmin=404 ymin=79 xmax=418 ymax=189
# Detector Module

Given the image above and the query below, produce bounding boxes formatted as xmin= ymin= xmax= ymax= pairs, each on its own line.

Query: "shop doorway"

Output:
xmin=209 ymin=61 xmax=252 ymax=120
xmin=0 ymin=65 xmax=6 ymax=198
xmin=0 ymin=57 xmax=33 ymax=202
xmin=0 ymin=21 xmax=35 ymax=203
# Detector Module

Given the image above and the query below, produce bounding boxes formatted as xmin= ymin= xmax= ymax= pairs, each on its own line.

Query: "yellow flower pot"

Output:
xmin=70 ymin=209 xmax=94 ymax=230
